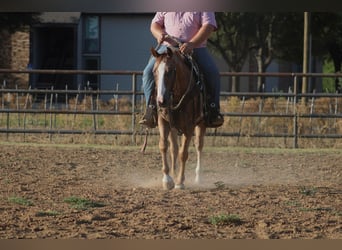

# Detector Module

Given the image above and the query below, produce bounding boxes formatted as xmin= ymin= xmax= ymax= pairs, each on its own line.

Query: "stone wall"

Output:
xmin=0 ymin=29 xmax=30 ymax=88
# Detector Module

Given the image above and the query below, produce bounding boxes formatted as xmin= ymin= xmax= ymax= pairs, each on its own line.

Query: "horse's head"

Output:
xmin=152 ymin=47 xmax=182 ymax=108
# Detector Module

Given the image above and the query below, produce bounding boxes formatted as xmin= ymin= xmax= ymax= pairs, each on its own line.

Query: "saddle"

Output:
xmin=183 ymin=55 xmax=223 ymax=128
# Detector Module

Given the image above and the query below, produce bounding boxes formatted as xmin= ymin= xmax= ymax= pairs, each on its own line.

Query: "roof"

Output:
xmin=39 ymin=12 xmax=81 ymax=24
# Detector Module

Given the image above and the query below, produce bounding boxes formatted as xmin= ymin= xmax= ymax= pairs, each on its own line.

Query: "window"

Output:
xmin=83 ymin=16 xmax=100 ymax=53
xmin=82 ymin=15 xmax=101 ymax=89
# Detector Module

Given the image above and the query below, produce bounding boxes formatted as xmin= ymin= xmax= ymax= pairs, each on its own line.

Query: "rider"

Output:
xmin=139 ymin=12 xmax=224 ymax=128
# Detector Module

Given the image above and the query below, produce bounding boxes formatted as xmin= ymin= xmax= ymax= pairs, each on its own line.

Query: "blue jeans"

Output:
xmin=142 ymin=45 xmax=221 ymax=109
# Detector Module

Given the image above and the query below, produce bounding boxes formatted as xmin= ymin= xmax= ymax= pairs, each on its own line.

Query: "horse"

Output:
xmin=151 ymin=46 xmax=206 ymax=190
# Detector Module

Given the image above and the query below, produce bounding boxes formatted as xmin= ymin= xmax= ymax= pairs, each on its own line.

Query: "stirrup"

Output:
xmin=205 ymin=103 xmax=224 ymax=128
xmin=206 ymin=113 xmax=224 ymax=128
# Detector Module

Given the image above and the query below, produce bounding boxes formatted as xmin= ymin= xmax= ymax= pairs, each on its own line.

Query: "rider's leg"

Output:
xmin=140 ymin=56 xmax=158 ymax=128
xmin=193 ymin=48 xmax=224 ymax=127
xmin=140 ymin=45 xmax=167 ymax=128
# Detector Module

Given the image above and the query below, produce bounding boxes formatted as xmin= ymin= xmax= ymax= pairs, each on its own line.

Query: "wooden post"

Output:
xmin=302 ymin=12 xmax=310 ymax=104
xmin=293 ymin=75 xmax=298 ymax=148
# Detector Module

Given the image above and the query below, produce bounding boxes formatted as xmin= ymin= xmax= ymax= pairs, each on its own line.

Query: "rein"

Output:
xmin=161 ymin=51 xmax=202 ymax=134
xmin=158 ymin=35 xmax=199 ymax=112
xmin=170 ymin=55 xmax=197 ymax=111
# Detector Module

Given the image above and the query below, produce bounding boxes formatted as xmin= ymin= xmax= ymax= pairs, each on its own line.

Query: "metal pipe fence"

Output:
xmin=1 ymin=69 xmax=342 ymax=148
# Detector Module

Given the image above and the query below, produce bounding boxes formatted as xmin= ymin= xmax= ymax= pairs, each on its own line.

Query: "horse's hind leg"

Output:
xmin=194 ymin=124 xmax=206 ymax=184
xmin=159 ymin=119 xmax=175 ymax=190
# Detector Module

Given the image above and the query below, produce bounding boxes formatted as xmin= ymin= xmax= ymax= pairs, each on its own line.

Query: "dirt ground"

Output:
xmin=0 ymin=142 xmax=341 ymax=239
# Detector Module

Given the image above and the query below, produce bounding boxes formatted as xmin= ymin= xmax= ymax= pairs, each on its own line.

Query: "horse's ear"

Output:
xmin=151 ymin=47 xmax=159 ymax=58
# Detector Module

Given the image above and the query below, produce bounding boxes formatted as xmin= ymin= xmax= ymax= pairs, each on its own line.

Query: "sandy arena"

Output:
xmin=0 ymin=143 xmax=341 ymax=239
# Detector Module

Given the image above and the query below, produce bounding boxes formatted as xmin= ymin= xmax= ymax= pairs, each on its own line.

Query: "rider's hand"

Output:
xmin=180 ymin=42 xmax=194 ymax=55
xmin=157 ymin=32 xmax=168 ymax=44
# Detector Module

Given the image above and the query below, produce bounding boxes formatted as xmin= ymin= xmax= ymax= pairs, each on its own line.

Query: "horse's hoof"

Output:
xmin=162 ymin=175 xmax=175 ymax=190
xmin=175 ymin=184 xmax=185 ymax=190
xmin=163 ymin=181 xmax=175 ymax=190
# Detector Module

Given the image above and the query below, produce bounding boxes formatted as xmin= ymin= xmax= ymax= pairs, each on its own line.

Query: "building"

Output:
xmin=29 ymin=12 xmax=158 ymax=101
xmin=0 ymin=12 xmax=322 ymax=98
xmin=0 ymin=29 xmax=30 ymax=88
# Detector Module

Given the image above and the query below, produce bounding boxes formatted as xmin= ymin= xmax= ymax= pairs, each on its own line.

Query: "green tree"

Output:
xmin=209 ymin=12 xmax=255 ymax=92
xmin=248 ymin=13 xmax=278 ymax=92
xmin=0 ymin=13 xmax=40 ymax=33
xmin=209 ymin=12 xmax=293 ymax=92
xmin=270 ymin=12 xmax=342 ymax=93
xmin=273 ymin=13 xmax=304 ymax=65
xmin=210 ymin=12 xmax=342 ymax=93
xmin=310 ymin=12 xmax=342 ymax=92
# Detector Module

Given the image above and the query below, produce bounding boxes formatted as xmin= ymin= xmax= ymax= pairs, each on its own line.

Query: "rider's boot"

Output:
xmin=139 ymin=102 xmax=157 ymax=128
xmin=206 ymin=103 xmax=224 ymax=128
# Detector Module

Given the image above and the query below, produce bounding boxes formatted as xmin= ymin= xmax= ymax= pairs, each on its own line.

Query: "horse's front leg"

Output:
xmin=175 ymin=132 xmax=192 ymax=189
xmin=168 ymin=128 xmax=178 ymax=178
xmin=158 ymin=117 xmax=175 ymax=190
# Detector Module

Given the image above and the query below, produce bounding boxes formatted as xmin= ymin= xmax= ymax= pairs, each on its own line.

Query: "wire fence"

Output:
xmin=1 ymin=69 xmax=342 ymax=148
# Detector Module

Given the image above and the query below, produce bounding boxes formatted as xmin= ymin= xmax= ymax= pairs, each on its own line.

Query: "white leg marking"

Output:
xmin=195 ymin=152 xmax=201 ymax=184
xmin=162 ymin=174 xmax=175 ymax=190
xmin=175 ymin=183 xmax=185 ymax=190
xmin=195 ymin=168 xmax=200 ymax=184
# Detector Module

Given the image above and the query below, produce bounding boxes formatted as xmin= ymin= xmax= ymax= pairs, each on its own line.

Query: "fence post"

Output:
xmin=309 ymin=89 xmax=315 ymax=134
xmin=334 ymin=91 xmax=338 ymax=131
xmin=16 ymin=84 xmax=20 ymax=127
xmin=6 ymin=105 xmax=9 ymax=141
xmin=65 ymin=84 xmax=69 ymax=109
xmin=237 ymin=96 xmax=245 ymax=144
xmin=1 ymin=80 xmax=4 ymax=119
xmin=132 ymin=73 xmax=137 ymax=144
xmin=73 ymin=85 xmax=80 ymax=128
xmin=114 ymin=83 xmax=119 ymax=111
xmin=293 ymin=75 xmax=298 ymax=148
xmin=44 ymin=92 xmax=48 ymax=127
xmin=96 ymin=88 xmax=100 ymax=130
xmin=2 ymin=80 xmax=9 ymax=140
xmin=23 ymin=86 xmax=31 ymax=142
xmin=49 ymin=86 xmax=54 ymax=142
xmin=91 ymin=90 xmax=97 ymax=139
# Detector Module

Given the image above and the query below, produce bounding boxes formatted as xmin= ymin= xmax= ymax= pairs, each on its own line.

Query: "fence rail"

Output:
xmin=1 ymin=69 xmax=342 ymax=148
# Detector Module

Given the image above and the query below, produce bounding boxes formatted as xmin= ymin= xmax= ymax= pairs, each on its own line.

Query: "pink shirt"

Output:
xmin=151 ymin=12 xmax=217 ymax=48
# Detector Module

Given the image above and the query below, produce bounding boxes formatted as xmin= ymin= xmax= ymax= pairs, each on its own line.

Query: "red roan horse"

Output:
xmin=151 ymin=46 xmax=206 ymax=190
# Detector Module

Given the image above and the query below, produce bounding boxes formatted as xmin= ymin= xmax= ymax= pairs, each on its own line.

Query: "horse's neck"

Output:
xmin=175 ymin=62 xmax=193 ymax=94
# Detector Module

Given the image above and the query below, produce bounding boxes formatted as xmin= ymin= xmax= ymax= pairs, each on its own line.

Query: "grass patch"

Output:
xmin=213 ymin=181 xmax=226 ymax=190
xmin=208 ymin=214 xmax=243 ymax=226
xmin=299 ymin=207 xmax=333 ymax=212
xmin=64 ymin=196 xmax=106 ymax=210
xmin=35 ymin=210 xmax=60 ymax=217
xmin=299 ymin=186 xmax=317 ymax=196
xmin=284 ymin=200 xmax=302 ymax=207
xmin=8 ymin=196 xmax=33 ymax=206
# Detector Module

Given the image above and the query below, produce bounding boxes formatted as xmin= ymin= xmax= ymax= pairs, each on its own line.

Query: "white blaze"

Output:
xmin=156 ymin=61 xmax=166 ymax=104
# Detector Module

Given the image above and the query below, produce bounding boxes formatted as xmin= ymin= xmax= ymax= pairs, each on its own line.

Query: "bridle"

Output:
xmin=154 ymin=47 xmax=201 ymax=133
